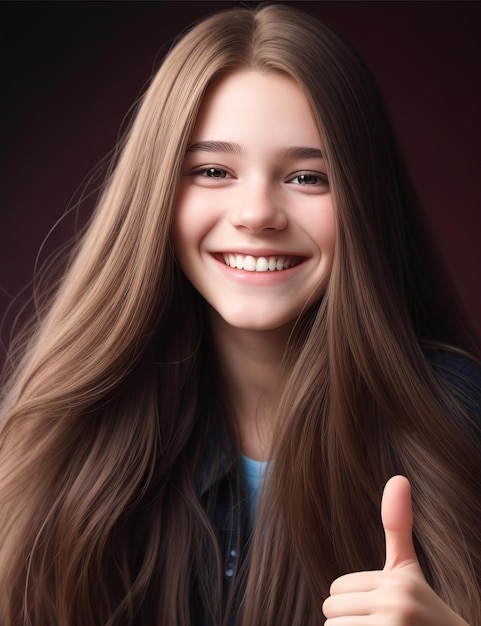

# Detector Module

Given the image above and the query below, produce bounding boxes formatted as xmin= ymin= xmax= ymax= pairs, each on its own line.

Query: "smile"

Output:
xmin=221 ymin=254 xmax=303 ymax=272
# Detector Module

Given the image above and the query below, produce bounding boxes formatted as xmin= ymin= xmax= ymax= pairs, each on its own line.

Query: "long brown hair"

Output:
xmin=1 ymin=5 xmax=480 ymax=625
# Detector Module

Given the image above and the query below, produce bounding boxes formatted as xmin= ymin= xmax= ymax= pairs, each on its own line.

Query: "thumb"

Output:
xmin=382 ymin=475 xmax=420 ymax=571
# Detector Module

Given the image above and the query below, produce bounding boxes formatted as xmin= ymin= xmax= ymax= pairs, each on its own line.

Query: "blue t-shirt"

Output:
xmin=240 ymin=454 xmax=268 ymax=524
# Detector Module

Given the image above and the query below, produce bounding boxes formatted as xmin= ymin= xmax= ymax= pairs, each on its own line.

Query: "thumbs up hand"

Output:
xmin=322 ymin=476 xmax=470 ymax=625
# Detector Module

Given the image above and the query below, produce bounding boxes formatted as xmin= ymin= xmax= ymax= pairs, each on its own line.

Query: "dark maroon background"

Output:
xmin=1 ymin=1 xmax=480 ymax=364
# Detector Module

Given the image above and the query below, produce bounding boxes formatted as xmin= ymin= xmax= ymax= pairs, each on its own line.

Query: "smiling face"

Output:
xmin=174 ymin=69 xmax=335 ymax=335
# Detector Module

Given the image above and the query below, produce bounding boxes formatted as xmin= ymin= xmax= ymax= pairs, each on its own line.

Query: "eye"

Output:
xmin=288 ymin=172 xmax=328 ymax=186
xmin=194 ymin=167 xmax=229 ymax=179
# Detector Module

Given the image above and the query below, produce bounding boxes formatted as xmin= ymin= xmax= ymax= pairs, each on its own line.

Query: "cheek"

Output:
xmin=172 ymin=211 xmax=198 ymax=288
xmin=312 ymin=201 xmax=336 ymax=256
xmin=172 ymin=186 xmax=193 ymax=250
xmin=173 ymin=186 xmax=219 ymax=250
xmin=172 ymin=187 xmax=204 ymax=260
xmin=172 ymin=188 xmax=221 ymax=281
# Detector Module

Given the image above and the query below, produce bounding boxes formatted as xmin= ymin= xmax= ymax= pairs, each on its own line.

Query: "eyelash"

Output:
xmin=192 ymin=166 xmax=230 ymax=179
xmin=287 ymin=173 xmax=328 ymax=186
xmin=190 ymin=167 xmax=328 ymax=186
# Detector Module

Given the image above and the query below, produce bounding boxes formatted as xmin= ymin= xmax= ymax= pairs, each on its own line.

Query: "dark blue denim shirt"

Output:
xmin=193 ymin=348 xmax=481 ymax=625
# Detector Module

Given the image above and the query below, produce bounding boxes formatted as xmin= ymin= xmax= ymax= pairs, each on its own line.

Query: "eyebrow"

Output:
xmin=279 ymin=146 xmax=324 ymax=160
xmin=186 ymin=141 xmax=324 ymax=160
xmin=187 ymin=141 xmax=244 ymax=156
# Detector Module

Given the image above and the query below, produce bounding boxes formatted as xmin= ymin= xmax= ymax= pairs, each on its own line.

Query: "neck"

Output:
xmin=209 ymin=310 xmax=292 ymax=461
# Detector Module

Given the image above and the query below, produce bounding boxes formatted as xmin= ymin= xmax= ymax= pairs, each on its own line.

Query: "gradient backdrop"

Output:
xmin=1 ymin=1 xmax=480 ymax=365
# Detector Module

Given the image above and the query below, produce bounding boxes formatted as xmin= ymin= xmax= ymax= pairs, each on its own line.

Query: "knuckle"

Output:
xmin=321 ymin=595 xmax=333 ymax=618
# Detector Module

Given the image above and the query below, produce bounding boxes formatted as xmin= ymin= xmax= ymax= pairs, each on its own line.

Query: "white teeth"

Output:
xmin=221 ymin=254 xmax=300 ymax=272
xmin=243 ymin=256 xmax=256 ymax=271
xmin=255 ymin=257 xmax=269 ymax=272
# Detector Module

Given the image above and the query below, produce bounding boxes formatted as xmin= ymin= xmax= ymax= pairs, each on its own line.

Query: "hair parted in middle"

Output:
xmin=1 ymin=4 xmax=480 ymax=626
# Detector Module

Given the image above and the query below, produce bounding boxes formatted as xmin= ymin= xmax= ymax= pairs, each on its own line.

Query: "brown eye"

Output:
xmin=204 ymin=167 xmax=227 ymax=178
xmin=296 ymin=174 xmax=323 ymax=185
xmin=287 ymin=171 xmax=329 ymax=186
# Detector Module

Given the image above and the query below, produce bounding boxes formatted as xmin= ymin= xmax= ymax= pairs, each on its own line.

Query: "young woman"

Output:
xmin=0 ymin=4 xmax=480 ymax=625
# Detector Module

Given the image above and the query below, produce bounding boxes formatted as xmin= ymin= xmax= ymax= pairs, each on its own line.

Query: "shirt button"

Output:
xmin=230 ymin=549 xmax=237 ymax=558
xmin=225 ymin=568 xmax=234 ymax=578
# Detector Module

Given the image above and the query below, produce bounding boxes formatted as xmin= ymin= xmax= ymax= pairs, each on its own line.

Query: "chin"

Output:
xmin=220 ymin=314 xmax=297 ymax=333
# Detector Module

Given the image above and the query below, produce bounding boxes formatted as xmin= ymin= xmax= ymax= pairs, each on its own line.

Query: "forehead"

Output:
xmin=190 ymin=69 xmax=322 ymax=149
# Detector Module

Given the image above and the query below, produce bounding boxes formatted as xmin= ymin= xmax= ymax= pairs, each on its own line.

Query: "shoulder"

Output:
xmin=424 ymin=347 xmax=481 ymax=387
xmin=424 ymin=347 xmax=481 ymax=417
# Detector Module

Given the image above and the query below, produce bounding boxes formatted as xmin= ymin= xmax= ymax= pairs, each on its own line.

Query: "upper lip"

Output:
xmin=211 ymin=248 xmax=306 ymax=257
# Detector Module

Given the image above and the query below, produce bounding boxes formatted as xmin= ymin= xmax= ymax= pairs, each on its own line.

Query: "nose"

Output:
xmin=228 ymin=180 xmax=287 ymax=233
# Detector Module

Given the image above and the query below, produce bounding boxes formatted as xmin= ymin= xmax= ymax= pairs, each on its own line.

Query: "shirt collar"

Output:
xmin=197 ymin=416 xmax=235 ymax=497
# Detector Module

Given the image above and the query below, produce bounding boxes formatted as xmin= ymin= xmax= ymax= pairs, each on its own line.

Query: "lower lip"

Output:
xmin=212 ymin=255 xmax=307 ymax=285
